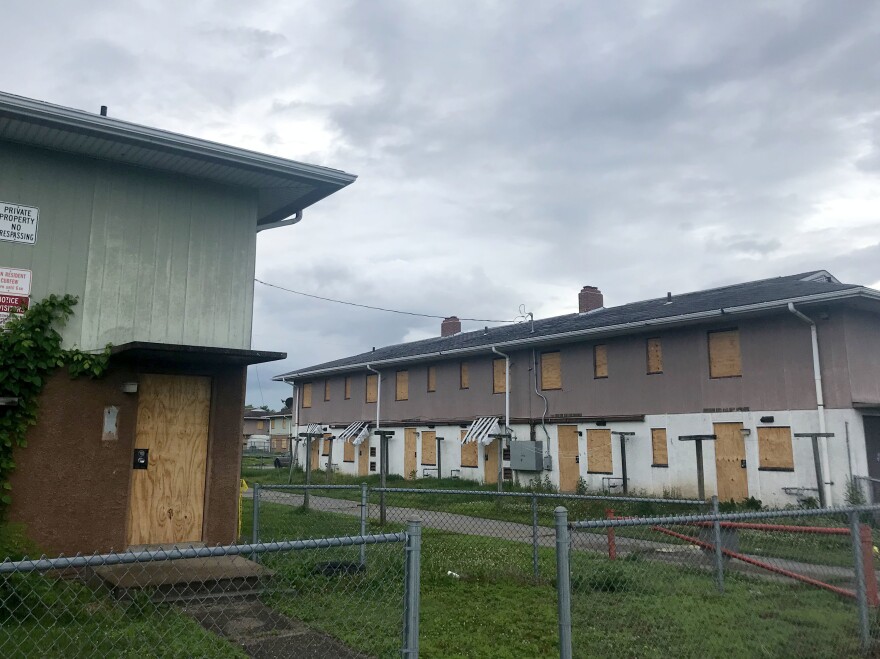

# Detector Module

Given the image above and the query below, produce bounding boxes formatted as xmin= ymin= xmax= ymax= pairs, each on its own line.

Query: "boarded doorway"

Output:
xmin=404 ymin=428 xmax=418 ymax=479
xmin=358 ymin=441 xmax=370 ymax=476
xmin=864 ymin=417 xmax=880 ymax=501
xmin=484 ymin=439 xmax=499 ymax=485
xmin=714 ymin=422 xmax=748 ymax=502
xmin=310 ymin=438 xmax=321 ymax=471
xmin=558 ymin=425 xmax=580 ymax=492
xmin=127 ymin=374 xmax=211 ymax=547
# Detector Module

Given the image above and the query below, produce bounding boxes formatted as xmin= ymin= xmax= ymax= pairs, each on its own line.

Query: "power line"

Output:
xmin=254 ymin=278 xmax=515 ymax=323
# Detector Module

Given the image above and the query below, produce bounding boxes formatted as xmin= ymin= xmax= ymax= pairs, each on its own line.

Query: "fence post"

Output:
xmin=555 ymin=507 xmax=573 ymax=659
xmin=251 ymin=482 xmax=261 ymax=563
xmin=861 ymin=523 xmax=879 ymax=607
xmin=360 ymin=483 xmax=368 ymax=568
xmin=849 ymin=511 xmax=872 ymax=654
xmin=403 ymin=519 xmax=422 ymax=657
xmin=531 ymin=494 xmax=539 ymax=579
xmin=711 ymin=495 xmax=724 ymax=594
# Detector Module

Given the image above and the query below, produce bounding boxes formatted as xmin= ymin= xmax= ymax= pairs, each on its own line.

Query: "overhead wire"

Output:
xmin=255 ymin=277 xmax=517 ymax=324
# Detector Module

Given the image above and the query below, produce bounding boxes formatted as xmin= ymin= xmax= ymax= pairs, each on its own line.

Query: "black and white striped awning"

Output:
xmin=461 ymin=417 xmax=502 ymax=445
xmin=337 ymin=421 xmax=370 ymax=444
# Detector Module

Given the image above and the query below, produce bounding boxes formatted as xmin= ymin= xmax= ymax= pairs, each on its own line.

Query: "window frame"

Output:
xmin=707 ymin=328 xmax=742 ymax=379
xmin=646 ymin=337 xmax=663 ymax=375
xmin=540 ymin=351 xmax=562 ymax=391
xmin=460 ymin=362 xmax=470 ymax=389
xmin=593 ymin=344 xmax=608 ymax=379
xmin=396 ymin=370 xmax=409 ymax=401
xmin=427 ymin=365 xmax=437 ymax=393
xmin=302 ymin=383 xmax=313 ymax=408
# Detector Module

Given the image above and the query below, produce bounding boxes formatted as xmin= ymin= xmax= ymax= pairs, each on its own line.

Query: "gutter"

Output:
xmin=491 ymin=346 xmax=511 ymax=432
xmin=257 ymin=210 xmax=302 ymax=233
xmin=276 ymin=288 xmax=877 ymax=382
xmin=366 ymin=364 xmax=381 ymax=430
xmin=788 ymin=303 xmax=833 ymax=506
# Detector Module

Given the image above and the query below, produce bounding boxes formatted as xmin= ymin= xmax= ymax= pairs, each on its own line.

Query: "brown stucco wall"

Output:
xmin=299 ymin=310 xmax=862 ymax=426
xmin=7 ymin=360 xmax=246 ymax=556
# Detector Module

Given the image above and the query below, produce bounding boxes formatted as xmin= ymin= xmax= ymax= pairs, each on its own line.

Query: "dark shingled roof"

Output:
xmin=276 ymin=270 xmax=868 ymax=380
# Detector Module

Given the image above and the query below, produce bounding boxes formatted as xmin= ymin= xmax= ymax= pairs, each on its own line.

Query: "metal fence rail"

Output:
xmin=0 ymin=527 xmax=421 ymax=658
xmin=557 ymin=503 xmax=880 ymax=658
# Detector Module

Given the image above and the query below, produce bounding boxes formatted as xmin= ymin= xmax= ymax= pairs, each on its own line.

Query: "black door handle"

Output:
xmin=740 ymin=459 xmax=747 ymax=468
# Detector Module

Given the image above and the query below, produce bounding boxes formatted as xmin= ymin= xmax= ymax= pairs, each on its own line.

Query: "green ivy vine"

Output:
xmin=0 ymin=294 xmax=111 ymax=511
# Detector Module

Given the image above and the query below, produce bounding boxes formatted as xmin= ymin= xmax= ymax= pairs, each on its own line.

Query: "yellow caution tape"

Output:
xmin=239 ymin=479 xmax=249 ymax=540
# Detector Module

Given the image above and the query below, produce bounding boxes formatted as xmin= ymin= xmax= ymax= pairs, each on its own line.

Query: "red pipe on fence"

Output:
xmin=860 ymin=524 xmax=880 ymax=607
xmin=690 ymin=521 xmax=849 ymax=535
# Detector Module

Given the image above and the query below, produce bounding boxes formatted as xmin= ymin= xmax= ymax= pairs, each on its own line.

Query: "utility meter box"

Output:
xmin=509 ymin=441 xmax=544 ymax=471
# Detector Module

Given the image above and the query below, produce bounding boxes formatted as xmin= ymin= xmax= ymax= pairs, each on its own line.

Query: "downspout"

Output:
xmin=788 ymin=303 xmax=832 ymax=506
xmin=366 ymin=364 xmax=381 ymax=430
xmin=491 ymin=346 xmax=511 ymax=432
xmin=287 ymin=380 xmax=300 ymax=483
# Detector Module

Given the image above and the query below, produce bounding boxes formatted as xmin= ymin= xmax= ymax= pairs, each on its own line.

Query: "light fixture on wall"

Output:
xmin=740 ymin=428 xmax=751 ymax=437
xmin=121 ymin=382 xmax=138 ymax=394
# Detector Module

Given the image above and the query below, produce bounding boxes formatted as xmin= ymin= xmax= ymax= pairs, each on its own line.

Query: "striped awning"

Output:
xmin=461 ymin=417 xmax=501 ymax=445
xmin=337 ymin=421 xmax=370 ymax=443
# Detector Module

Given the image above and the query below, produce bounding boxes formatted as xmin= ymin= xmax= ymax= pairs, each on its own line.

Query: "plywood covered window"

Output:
xmin=647 ymin=338 xmax=663 ymax=374
xmin=270 ymin=419 xmax=276 ymax=430
xmin=322 ymin=437 xmax=332 ymax=456
xmin=461 ymin=429 xmax=478 ymax=467
xmin=651 ymin=428 xmax=668 ymax=467
xmin=460 ymin=362 xmax=470 ymax=389
xmin=541 ymin=352 xmax=562 ymax=390
xmin=256 ymin=420 xmax=264 ymax=430
xmin=344 ymin=376 xmax=351 ymax=400
xmin=594 ymin=345 xmax=608 ymax=378
xmin=427 ymin=366 xmax=437 ymax=392
xmin=366 ymin=374 xmax=378 ymax=403
xmin=708 ymin=329 xmax=742 ymax=378
xmin=758 ymin=426 xmax=794 ymax=471
xmin=302 ymin=383 xmax=313 ymax=408
xmin=343 ymin=440 xmax=355 ymax=463
xmin=396 ymin=370 xmax=409 ymax=401
xmin=422 ymin=430 xmax=437 ymax=465
xmin=587 ymin=429 xmax=612 ymax=474
xmin=493 ymin=358 xmax=506 ymax=394
xmin=324 ymin=380 xmax=331 ymax=402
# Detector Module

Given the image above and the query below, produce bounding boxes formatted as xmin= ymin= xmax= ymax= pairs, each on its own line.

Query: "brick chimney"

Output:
xmin=578 ymin=286 xmax=603 ymax=313
xmin=441 ymin=316 xmax=461 ymax=337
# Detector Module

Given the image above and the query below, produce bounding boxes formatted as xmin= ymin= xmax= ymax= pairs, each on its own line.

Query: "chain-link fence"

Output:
xmin=556 ymin=503 xmax=880 ymax=658
xmin=0 ymin=528 xmax=420 ymax=658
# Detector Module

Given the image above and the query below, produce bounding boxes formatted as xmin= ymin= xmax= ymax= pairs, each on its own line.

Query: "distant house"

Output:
xmin=266 ymin=407 xmax=293 ymax=453
xmin=1 ymin=92 xmax=355 ymax=554
xmin=275 ymin=271 xmax=880 ymax=507
xmin=243 ymin=409 xmax=274 ymax=445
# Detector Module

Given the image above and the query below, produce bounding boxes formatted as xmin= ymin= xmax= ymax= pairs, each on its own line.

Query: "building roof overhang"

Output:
xmin=111 ymin=342 xmax=286 ymax=368
xmin=0 ymin=91 xmax=356 ymax=229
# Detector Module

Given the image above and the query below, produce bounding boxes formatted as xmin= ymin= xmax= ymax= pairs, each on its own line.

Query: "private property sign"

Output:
xmin=0 ymin=202 xmax=39 ymax=244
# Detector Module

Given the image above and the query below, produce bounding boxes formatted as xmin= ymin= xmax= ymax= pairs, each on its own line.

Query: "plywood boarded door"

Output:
xmin=484 ymin=439 xmax=499 ymax=485
xmin=558 ymin=425 xmax=580 ymax=492
xmin=404 ymin=428 xmax=418 ymax=479
xmin=310 ymin=439 xmax=321 ymax=470
xmin=714 ymin=422 xmax=748 ymax=502
xmin=358 ymin=441 xmax=370 ymax=476
xmin=127 ymin=374 xmax=211 ymax=547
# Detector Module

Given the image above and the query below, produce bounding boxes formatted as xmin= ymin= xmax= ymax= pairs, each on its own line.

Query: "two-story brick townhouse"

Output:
xmin=0 ymin=91 xmax=355 ymax=554
xmin=275 ymin=271 xmax=880 ymax=507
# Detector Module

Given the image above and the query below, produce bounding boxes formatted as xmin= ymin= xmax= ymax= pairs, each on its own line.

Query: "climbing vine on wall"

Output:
xmin=0 ymin=294 xmax=111 ymax=512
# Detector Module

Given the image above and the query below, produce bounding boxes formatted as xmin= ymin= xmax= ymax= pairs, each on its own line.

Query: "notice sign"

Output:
xmin=0 ymin=267 xmax=31 ymax=296
xmin=0 ymin=294 xmax=28 ymax=314
xmin=0 ymin=202 xmax=39 ymax=245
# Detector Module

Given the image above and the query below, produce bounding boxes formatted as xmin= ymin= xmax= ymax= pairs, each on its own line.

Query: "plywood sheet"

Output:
xmin=427 ymin=366 xmax=437 ymax=392
xmin=358 ymin=441 xmax=370 ymax=476
xmin=542 ymin=352 xmax=562 ymax=390
xmin=594 ymin=345 xmax=608 ymax=378
xmin=396 ymin=370 xmax=409 ymax=401
xmin=587 ymin=429 xmax=612 ymax=474
xmin=714 ymin=422 xmax=748 ymax=501
xmin=127 ymin=374 xmax=211 ymax=547
xmin=421 ymin=430 xmax=437 ymax=465
xmin=758 ymin=427 xmax=794 ymax=470
xmin=460 ymin=362 xmax=470 ymax=389
xmin=343 ymin=440 xmax=355 ymax=463
xmin=709 ymin=329 xmax=742 ymax=378
xmin=651 ymin=428 xmax=668 ymax=466
xmin=302 ymin=383 xmax=313 ymax=408
xmin=404 ymin=428 xmax=418 ymax=478
xmin=366 ymin=374 xmax=378 ymax=403
xmin=558 ymin=425 xmax=580 ymax=492
xmin=322 ymin=436 xmax=332 ymax=456
xmin=324 ymin=380 xmax=330 ymax=401
xmin=461 ymin=429 xmax=478 ymax=467
xmin=484 ymin=439 xmax=499 ymax=485
xmin=647 ymin=338 xmax=663 ymax=374
xmin=344 ymin=376 xmax=351 ymax=400
xmin=310 ymin=438 xmax=321 ymax=470
xmin=493 ymin=359 xmax=506 ymax=394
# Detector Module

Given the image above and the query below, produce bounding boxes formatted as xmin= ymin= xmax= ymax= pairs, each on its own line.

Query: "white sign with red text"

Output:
xmin=0 ymin=267 xmax=32 ymax=296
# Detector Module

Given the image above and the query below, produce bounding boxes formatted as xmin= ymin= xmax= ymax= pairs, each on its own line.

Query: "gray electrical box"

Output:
xmin=509 ymin=441 xmax=544 ymax=471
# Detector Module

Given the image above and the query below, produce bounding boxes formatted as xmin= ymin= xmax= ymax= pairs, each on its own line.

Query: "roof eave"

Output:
xmin=274 ymin=287 xmax=876 ymax=382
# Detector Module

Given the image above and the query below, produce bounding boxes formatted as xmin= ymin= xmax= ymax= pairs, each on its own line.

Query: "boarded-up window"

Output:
xmin=396 ymin=370 xmax=409 ymax=401
xmin=322 ymin=436 xmax=332 ymax=456
xmin=541 ymin=352 xmax=562 ymax=390
xmin=708 ymin=329 xmax=742 ymax=378
xmin=587 ymin=429 xmax=612 ymax=473
xmin=651 ymin=428 xmax=668 ymax=467
xmin=422 ymin=430 xmax=437 ymax=465
xmin=344 ymin=376 xmax=351 ymax=400
xmin=758 ymin=427 xmax=794 ymax=470
xmin=256 ymin=420 xmax=264 ymax=430
xmin=647 ymin=338 xmax=663 ymax=374
xmin=271 ymin=418 xmax=276 ymax=430
xmin=343 ymin=440 xmax=355 ymax=462
xmin=594 ymin=345 xmax=608 ymax=378
xmin=302 ymin=383 xmax=313 ymax=408
xmin=324 ymin=380 xmax=331 ymax=401
xmin=366 ymin=374 xmax=378 ymax=403
xmin=493 ymin=358 xmax=506 ymax=394
xmin=460 ymin=362 xmax=470 ymax=389
xmin=461 ymin=429 xmax=478 ymax=467
xmin=427 ymin=366 xmax=437 ymax=392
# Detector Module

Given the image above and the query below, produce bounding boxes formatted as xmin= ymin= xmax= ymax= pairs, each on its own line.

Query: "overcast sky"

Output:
xmin=3 ymin=0 xmax=880 ymax=409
